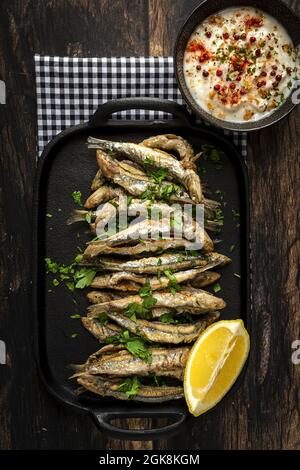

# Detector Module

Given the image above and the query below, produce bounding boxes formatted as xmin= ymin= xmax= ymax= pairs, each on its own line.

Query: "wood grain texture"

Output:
xmin=147 ymin=0 xmax=300 ymax=450
xmin=0 ymin=0 xmax=147 ymax=450
xmin=0 ymin=0 xmax=300 ymax=450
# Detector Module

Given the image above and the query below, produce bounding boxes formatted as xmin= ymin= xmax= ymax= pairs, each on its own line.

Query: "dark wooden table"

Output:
xmin=0 ymin=0 xmax=299 ymax=450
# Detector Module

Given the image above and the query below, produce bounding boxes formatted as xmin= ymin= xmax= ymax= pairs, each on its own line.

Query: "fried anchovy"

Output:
xmin=90 ymin=268 xmax=222 ymax=292
xmin=77 ymin=375 xmax=184 ymax=402
xmin=88 ymin=137 xmax=203 ymax=203
xmin=84 ymin=252 xmax=230 ymax=274
xmin=88 ymin=287 xmax=226 ymax=316
xmin=84 ymin=219 xmax=175 ymax=257
xmin=84 ymin=219 xmax=213 ymax=258
xmin=86 ymin=290 xmax=125 ymax=304
xmin=82 ymin=317 xmax=122 ymax=342
xmin=104 ymin=311 xmax=220 ymax=344
xmin=84 ymin=185 xmax=126 ymax=209
xmin=69 ymin=196 xmax=220 ymax=230
xmin=73 ymin=346 xmax=190 ymax=379
xmin=190 ymin=271 xmax=220 ymax=288
xmin=140 ymin=134 xmax=199 ymax=170
xmin=84 ymin=238 xmax=201 ymax=257
xmin=91 ymin=167 xmax=105 ymax=191
xmin=67 ymin=200 xmax=117 ymax=226
xmin=151 ymin=307 xmax=220 ymax=318
xmin=95 ymin=149 xmax=195 ymax=204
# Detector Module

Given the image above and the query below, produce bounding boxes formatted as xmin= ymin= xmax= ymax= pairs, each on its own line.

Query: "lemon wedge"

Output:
xmin=184 ymin=320 xmax=250 ymax=416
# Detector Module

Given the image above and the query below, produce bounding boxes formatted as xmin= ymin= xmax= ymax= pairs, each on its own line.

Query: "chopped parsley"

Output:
xmin=118 ymin=377 xmax=141 ymax=398
xmin=98 ymin=313 xmax=109 ymax=325
xmin=213 ymin=208 xmax=224 ymax=226
xmin=106 ymin=330 xmax=152 ymax=363
xmin=85 ymin=211 xmax=93 ymax=224
xmin=158 ymin=312 xmax=179 ymax=324
xmin=74 ymin=254 xmax=84 ymax=264
xmin=45 ymin=256 xmax=97 ymax=291
xmin=149 ymin=167 xmax=169 ymax=184
xmin=163 ymin=269 xmax=181 ymax=295
xmin=124 ymin=281 xmax=157 ymax=321
xmin=74 ymin=268 xmax=97 ymax=289
xmin=72 ymin=191 xmax=83 ymax=206
xmin=201 ymin=145 xmax=223 ymax=169
xmin=142 ymin=182 xmax=180 ymax=203
xmin=45 ymin=258 xmax=59 ymax=274
xmin=213 ymin=283 xmax=221 ymax=293
xmin=158 ymin=312 xmax=194 ymax=324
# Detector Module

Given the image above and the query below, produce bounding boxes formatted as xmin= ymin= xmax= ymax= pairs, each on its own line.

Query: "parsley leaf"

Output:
xmin=213 ymin=208 xmax=224 ymax=226
xmin=163 ymin=269 xmax=181 ymax=295
xmin=45 ymin=257 xmax=98 ymax=291
xmin=98 ymin=313 xmax=109 ymax=325
xmin=72 ymin=191 xmax=83 ymax=206
xmin=85 ymin=211 xmax=93 ymax=224
xmin=139 ymin=280 xmax=152 ymax=298
xmin=149 ymin=167 xmax=169 ymax=184
xmin=159 ymin=313 xmax=179 ymax=324
xmin=106 ymin=330 xmax=152 ymax=363
xmin=213 ymin=283 xmax=221 ymax=293
xmin=158 ymin=312 xmax=193 ymax=324
xmin=124 ymin=281 xmax=157 ymax=321
xmin=118 ymin=376 xmax=141 ymax=398
xmin=74 ymin=268 xmax=97 ymax=289
xmin=45 ymin=258 xmax=59 ymax=274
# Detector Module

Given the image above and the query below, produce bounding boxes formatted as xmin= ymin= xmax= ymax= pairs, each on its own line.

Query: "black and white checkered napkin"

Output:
xmin=34 ymin=55 xmax=247 ymax=157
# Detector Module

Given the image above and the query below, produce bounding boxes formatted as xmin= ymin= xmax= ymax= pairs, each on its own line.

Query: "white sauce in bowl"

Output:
xmin=184 ymin=7 xmax=300 ymax=123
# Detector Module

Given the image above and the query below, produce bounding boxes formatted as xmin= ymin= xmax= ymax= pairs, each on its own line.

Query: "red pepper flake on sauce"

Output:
xmin=187 ymin=41 xmax=205 ymax=53
xmin=187 ymin=41 xmax=211 ymax=63
xmin=245 ymin=16 xmax=263 ymax=28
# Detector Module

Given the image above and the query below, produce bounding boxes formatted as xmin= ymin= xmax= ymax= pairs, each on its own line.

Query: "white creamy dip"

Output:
xmin=184 ymin=7 xmax=300 ymax=122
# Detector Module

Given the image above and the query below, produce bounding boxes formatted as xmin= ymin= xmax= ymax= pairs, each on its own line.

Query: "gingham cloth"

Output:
xmin=34 ymin=55 xmax=247 ymax=157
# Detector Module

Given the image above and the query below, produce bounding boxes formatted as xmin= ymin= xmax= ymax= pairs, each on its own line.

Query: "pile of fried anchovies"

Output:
xmin=71 ymin=134 xmax=231 ymax=403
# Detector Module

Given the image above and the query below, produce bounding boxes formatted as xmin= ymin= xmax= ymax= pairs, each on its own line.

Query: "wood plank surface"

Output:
xmin=0 ymin=0 xmax=299 ymax=450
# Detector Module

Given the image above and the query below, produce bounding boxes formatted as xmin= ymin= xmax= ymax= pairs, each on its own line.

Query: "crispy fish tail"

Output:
xmin=67 ymin=209 xmax=91 ymax=225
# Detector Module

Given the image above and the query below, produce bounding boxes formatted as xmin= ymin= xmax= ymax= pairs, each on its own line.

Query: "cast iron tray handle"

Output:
xmin=89 ymin=97 xmax=194 ymax=127
xmin=91 ymin=407 xmax=187 ymax=441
